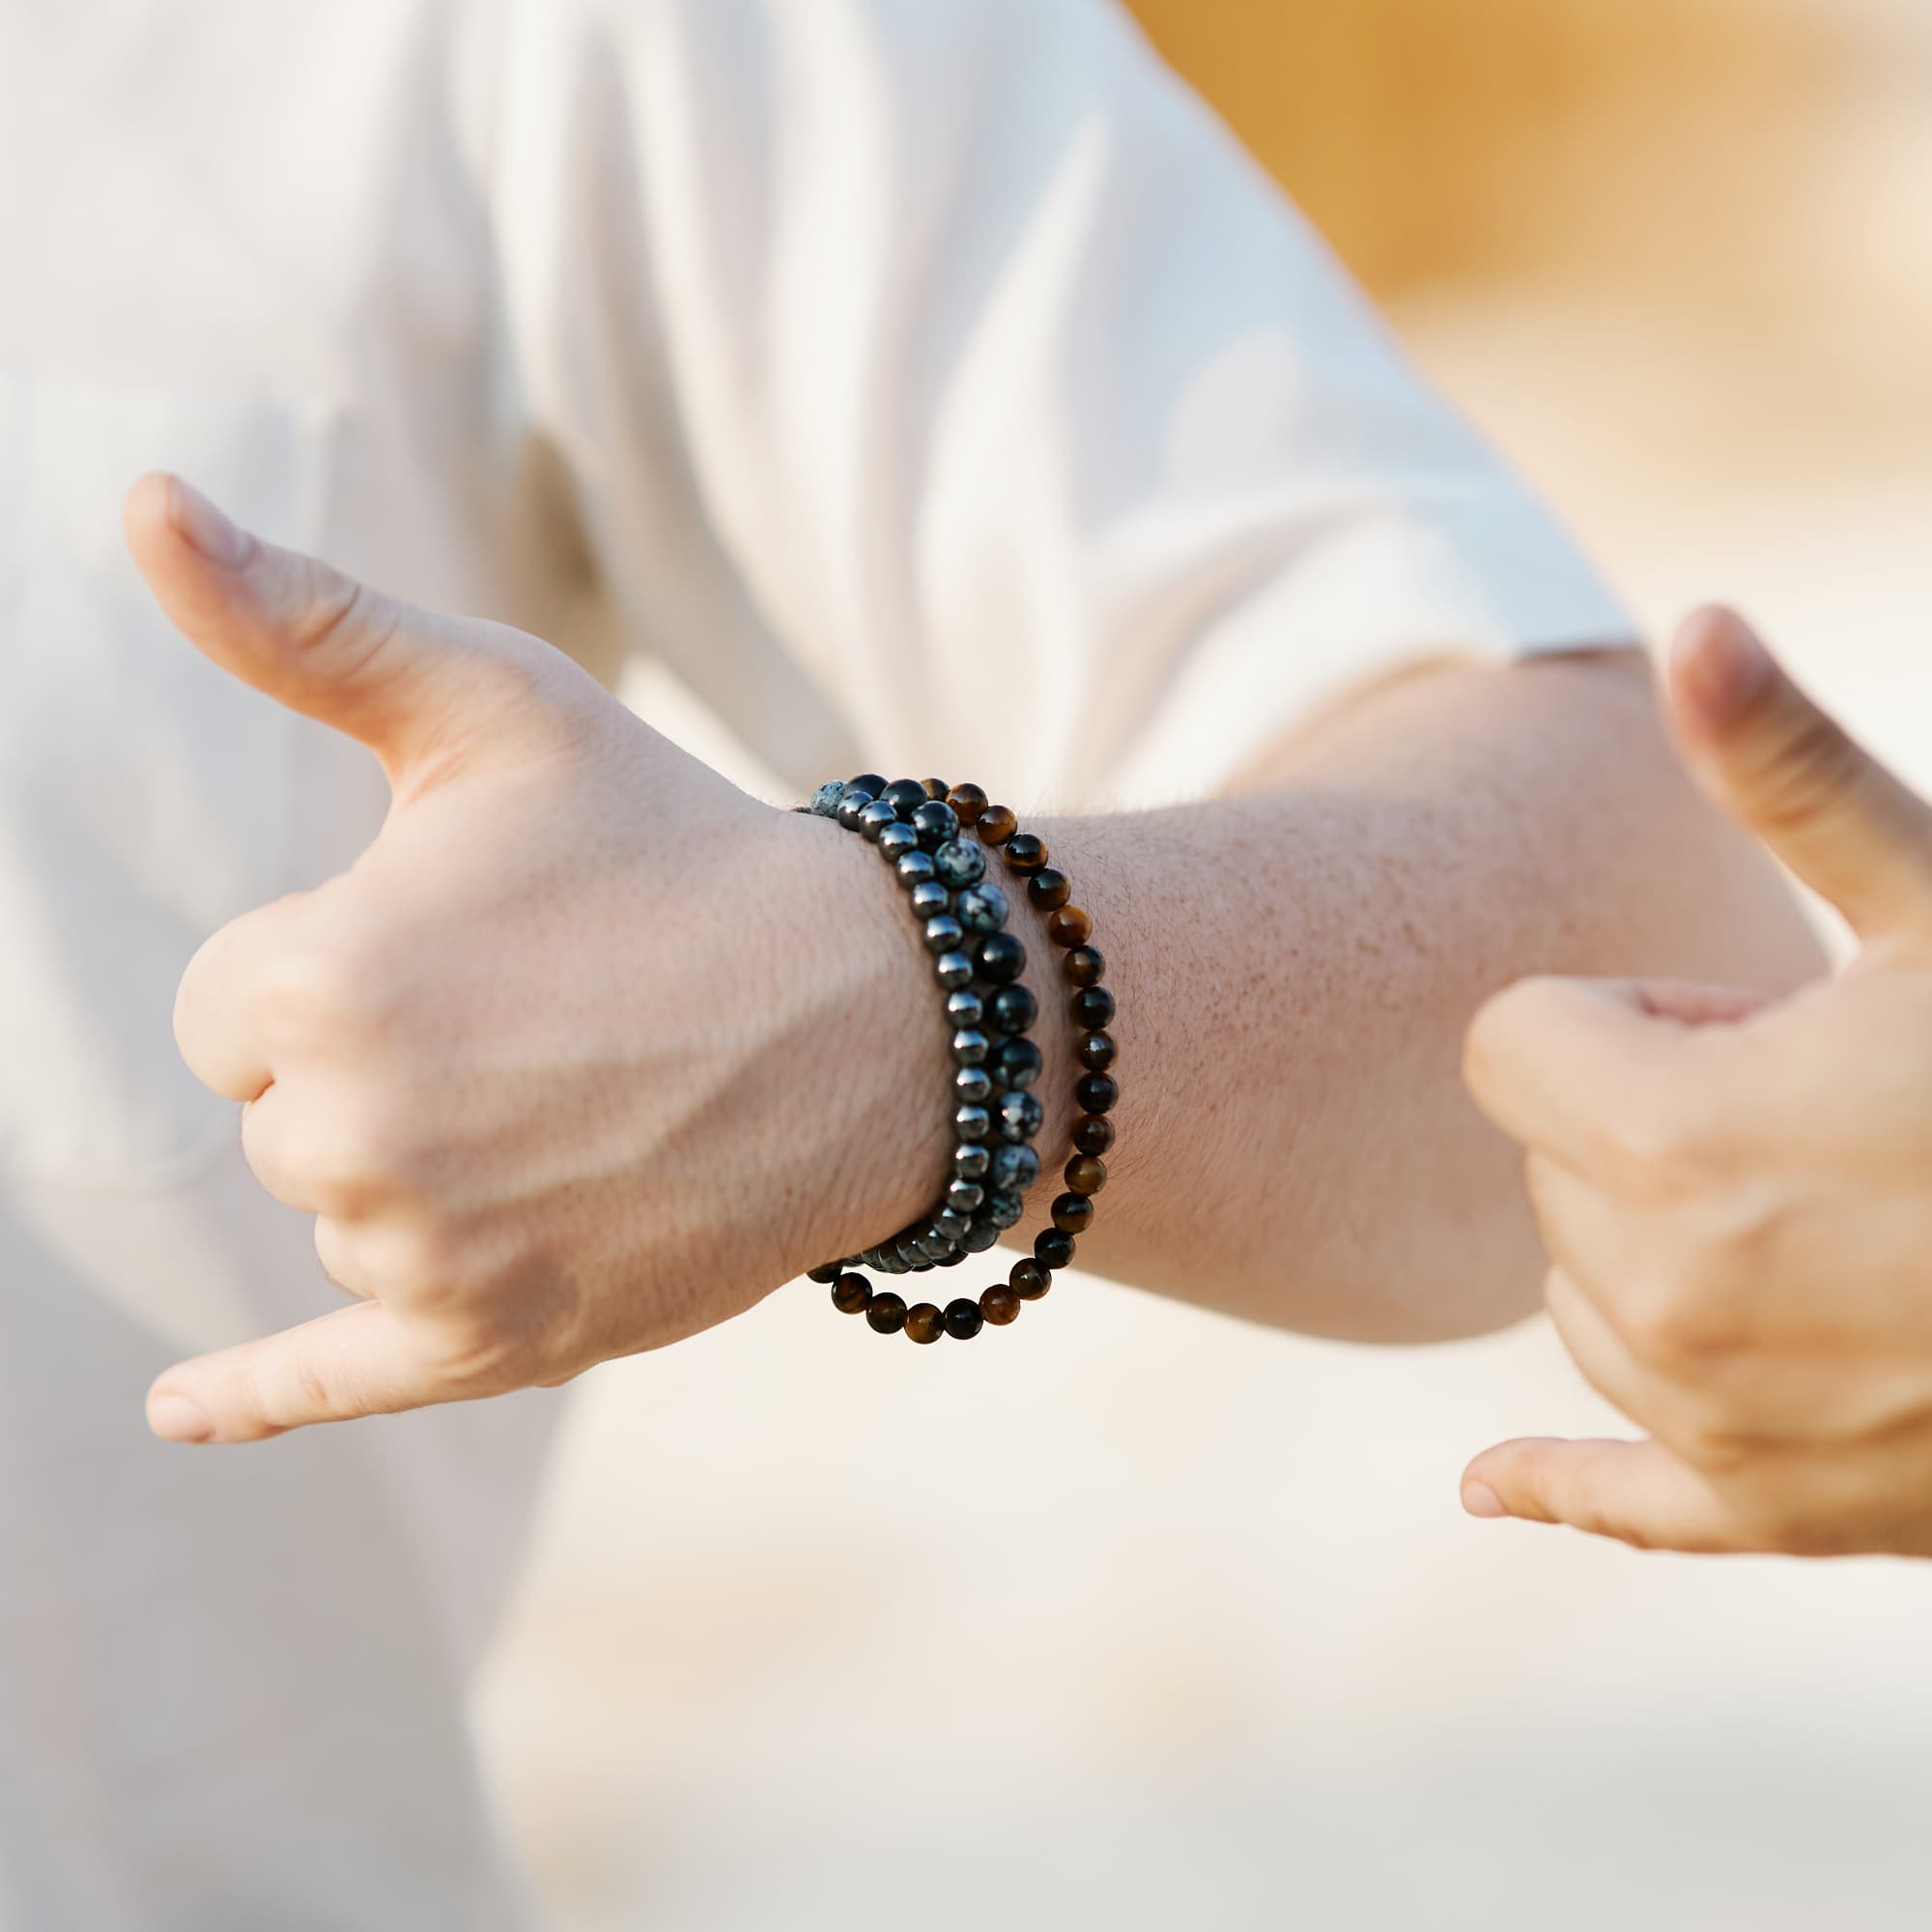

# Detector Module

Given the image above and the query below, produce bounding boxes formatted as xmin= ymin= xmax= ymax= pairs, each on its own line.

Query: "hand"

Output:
xmin=132 ymin=474 xmax=952 ymax=1442
xmin=1459 ymin=607 xmax=1932 ymax=1555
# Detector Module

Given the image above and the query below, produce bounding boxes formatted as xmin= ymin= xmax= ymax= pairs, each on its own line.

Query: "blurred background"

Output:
xmin=475 ymin=3 xmax=1932 ymax=1925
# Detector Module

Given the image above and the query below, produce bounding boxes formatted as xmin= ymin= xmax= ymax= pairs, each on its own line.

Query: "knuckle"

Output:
xmin=1749 ymin=705 xmax=1863 ymax=840
xmin=1617 ymin=1267 xmax=1741 ymax=1367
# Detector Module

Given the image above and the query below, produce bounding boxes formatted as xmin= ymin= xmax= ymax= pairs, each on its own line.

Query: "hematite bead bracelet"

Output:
xmin=802 ymin=776 xmax=1120 ymax=1347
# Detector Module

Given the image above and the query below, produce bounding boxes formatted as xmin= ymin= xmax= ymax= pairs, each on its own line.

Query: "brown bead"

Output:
xmin=1076 ymin=1030 xmax=1116 ymax=1070
xmin=1051 ymin=1193 xmax=1094 ymax=1236
xmin=866 ymin=1292 xmax=909 ymax=1335
xmin=943 ymin=1297 xmax=985 ymax=1340
xmin=980 ymin=1286 xmax=1022 ymax=1325
xmin=831 ymin=1273 xmax=871 ymax=1315
xmin=1075 ymin=1072 xmax=1118 ymax=1115
xmin=1063 ymin=946 xmax=1105 ymax=986
xmin=976 ymin=804 xmax=1018 ymax=846
xmin=1047 ymin=905 xmax=1092 ymax=949
xmin=904 ymin=1302 xmax=948 ymax=1345
xmin=1065 ymin=1155 xmax=1108 ymax=1196
xmin=1002 ymin=831 xmax=1047 ymax=874
xmin=1009 ymin=1258 xmax=1052 ymax=1300
xmin=1027 ymin=867 xmax=1071 ymax=912
xmin=923 ymin=778 xmax=951 ymax=801
xmin=947 ymin=782 xmax=988 ymax=826
xmin=1072 ymin=1114 xmax=1115 ymax=1156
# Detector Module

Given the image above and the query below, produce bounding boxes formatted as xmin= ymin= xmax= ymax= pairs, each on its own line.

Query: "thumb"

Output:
xmin=124 ymin=472 xmax=560 ymax=780
xmin=1667 ymin=605 xmax=1932 ymax=941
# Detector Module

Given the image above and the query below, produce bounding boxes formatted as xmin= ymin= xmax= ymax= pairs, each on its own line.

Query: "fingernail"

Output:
xmin=166 ymin=476 xmax=252 ymax=569
xmin=1462 ymin=1480 xmax=1509 ymax=1520
xmin=149 ymin=1392 xmax=215 ymax=1444
xmin=1674 ymin=609 xmax=1772 ymax=727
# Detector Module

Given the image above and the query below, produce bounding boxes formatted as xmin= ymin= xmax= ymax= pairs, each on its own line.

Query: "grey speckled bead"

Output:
xmin=934 ymin=950 xmax=975 ymax=991
xmin=951 ymin=1028 xmax=990 ymax=1066
xmin=932 ymin=838 xmax=986 ymax=888
xmin=954 ymin=882 xmax=1009 ymax=935
xmin=924 ymin=915 xmax=966 ymax=955
xmin=981 ymin=1187 xmax=1026 ymax=1231
xmin=946 ymin=988 xmax=985 ymax=1030
xmin=946 ymin=1178 xmax=985 ymax=1215
xmin=988 ymin=1035 xmax=1042 ymax=1093
xmin=953 ymin=1065 xmax=993 ymax=1104
xmin=952 ymin=1141 xmax=991 ymax=1181
xmin=987 ymin=1140 xmax=1040 ymax=1194
xmin=909 ymin=879 xmax=951 ymax=920
xmin=877 ymin=822 xmax=920 ymax=863
xmin=959 ymin=1219 xmax=1001 ymax=1254
xmin=997 ymin=1089 xmax=1045 ymax=1145
xmin=953 ymin=1102 xmax=992 ymax=1143
xmin=810 ymin=780 xmax=847 ymax=817
xmin=858 ymin=798 xmax=898 ymax=841
xmin=895 ymin=849 xmax=937 ymax=890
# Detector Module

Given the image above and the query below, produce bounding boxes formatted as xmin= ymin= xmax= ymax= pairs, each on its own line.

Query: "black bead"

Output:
xmin=911 ymin=799 xmax=961 ymax=850
xmin=934 ymin=950 xmax=975 ymax=991
xmin=1073 ymin=1114 xmax=1115 ymax=1156
xmin=953 ymin=1065 xmax=993 ymax=1104
xmin=1034 ymin=1230 xmax=1076 ymax=1271
xmin=924 ymin=915 xmax=966 ymax=955
xmin=988 ymin=1035 xmax=1041 ymax=1092
xmin=845 ymin=774 xmax=889 ymax=800
xmin=866 ymin=1292 xmax=909 ymax=1334
xmin=980 ymin=1187 xmax=1026 ymax=1231
xmin=989 ymin=982 xmax=1037 ymax=1036
xmin=858 ymin=798 xmax=898 ymax=840
xmin=1074 ymin=1073 xmax=1119 ymax=1115
xmin=997 ymin=1089 xmax=1044 ymax=1144
xmin=1027 ymin=867 xmax=1071 ymax=911
xmin=946 ymin=988 xmax=985 ymax=1030
xmin=877 ymin=822 xmax=920 ymax=862
xmin=933 ymin=838 xmax=987 ymax=888
xmin=953 ymin=1103 xmax=992 ymax=1142
xmin=1076 ymin=1030 xmax=1116 ymax=1070
xmin=895 ymin=849 xmax=937 ymax=890
xmin=975 ymin=931 xmax=1027 ymax=984
xmin=954 ymin=882 xmax=1009 ymax=935
xmin=881 ymin=778 xmax=929 ymax=817
xmin=918 ymin=1229 xmax=955 ymax=1263
xmin=986 ymin=1140 xmax=1040 ymax=1193
xmin=951 ymin=1028 xmax=991 ymax=1066
xmin=1070 ymin=984 xmax=1116 ymax=1029
xmin=807 ymin=1262 xmax=845 ymax=1284
xmin=943 ymin=1297 xmax=985 ymax=1340
xmin=952 ymin=1141 xmax=992 ymax=1181
xmin=836 ymin=790 xmax=875 ymax=830
xmin=959 ymin=1218 xmax=1001 ymax=1254
xmin=1002 ymin=831 xmax=1047 ymax=874
xmin=909 ymin=879 xmax=952 ymax=919
xmin=1051 ymin=1192 xmax=1094 ymax=1236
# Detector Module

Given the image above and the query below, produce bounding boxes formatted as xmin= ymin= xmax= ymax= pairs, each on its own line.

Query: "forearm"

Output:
xmin=1007 ymin=651 xmax=1824 ymax=1341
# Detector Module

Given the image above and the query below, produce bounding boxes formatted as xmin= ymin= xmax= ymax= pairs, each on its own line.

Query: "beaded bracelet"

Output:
xmin=804 ymin=777 xmax=1118 ymax=1346
xmin=801 ymin=775 xmax=1045 ymax=1285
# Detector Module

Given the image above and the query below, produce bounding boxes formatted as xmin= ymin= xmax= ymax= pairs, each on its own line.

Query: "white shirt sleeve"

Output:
xmin=485 ymin=0 xmax=1633 ymax=810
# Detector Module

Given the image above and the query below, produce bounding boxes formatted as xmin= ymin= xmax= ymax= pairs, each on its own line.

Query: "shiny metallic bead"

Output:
xmin=988 ymin=1036 xmax=1041 ymax=1092
xmin=895 ymin=849 xmax=937 ymax=890
xmin=986 ymin=1141 xmax=1039 ymax=1193
xmin=954 ymin=882 xmax=1009 ymax=935
xmin=933 ymin=838 xmax=986 ymax=888
xmin=918 ymin=1229 xmax=956 ymax=1262
xmin=909 ymin=879 xmax=951 ymax=919
xmin=951 ymin=1027 xmax=991 ymax=1066
xmin=934 ymin=1208 xmax=971 ymax=1241
xmin=946 ymin=1179 xmax=985 ymax=1216
xmin=953 ymin=1065 xmax=993 ymax=1105
xmin=959 ymin=1219 xmax=1001 ymax=1255
xmin=943 ymin=1297 xmax=985 ymax=1340
xmin=976 ymin=932 xmax=1027 ymax=985
xmin=989 ymin=983 xmax=1037 ymax=1037
xmin=980 ymin=1187 xmax=1026 ymax=1231
xmin=934 ymin=950 xmax=975 ymax=991
xmin=877 ymin=823 xmax=920 ymax=862
xmin=858 ymin=799 xmax=898 ymax=840
xmin=952 ymin=1141 xmax=991 ymax=1182
xmin=911 ymin=799 xmax=961 ymax=850
xmin=924 ymin=915 xmax=966 ymax=955
xmin=996 ymin=1089 xmax=1044 ymax=1145
xmin=946 ymin=988 xmax=985 ymax=1030
xmin=881 ymin=778 xmax=929 ymax=817
xmin=953 ymin=1103 xmax=992 ymax=1143
xmin=836 ymin=790 xmax=875 ymax=830
xmin=810 ymin=780 xmax=847 ymax=817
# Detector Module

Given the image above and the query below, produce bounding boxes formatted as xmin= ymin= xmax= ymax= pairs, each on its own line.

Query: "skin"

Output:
xmin=1463 ymin=608 xmax=1932 ymax=1557
xmin=129 ymin=473 xmax=1820 ymax=1444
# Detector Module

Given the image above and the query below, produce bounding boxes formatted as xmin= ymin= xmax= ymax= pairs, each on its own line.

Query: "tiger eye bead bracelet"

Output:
xmin=803 ymin=775 xmax=1119 ymax=1346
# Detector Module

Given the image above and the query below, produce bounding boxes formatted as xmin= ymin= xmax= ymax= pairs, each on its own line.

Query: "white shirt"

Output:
xmin=0 ymin=0 xmax=1627 ymax=1923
